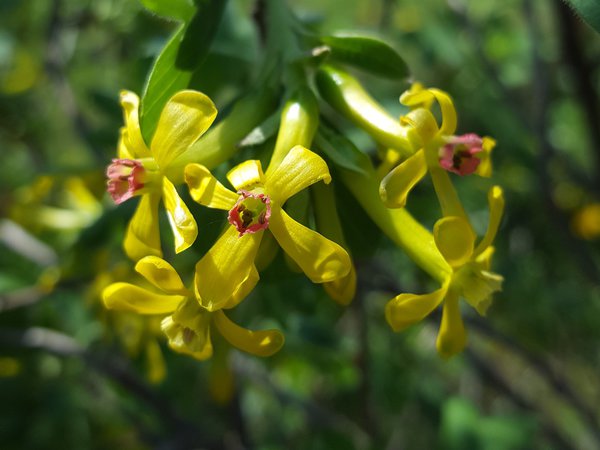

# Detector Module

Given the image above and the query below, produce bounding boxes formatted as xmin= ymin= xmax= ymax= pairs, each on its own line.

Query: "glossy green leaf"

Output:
xmin=320 ymin=35 xmax=409 ymax=80
xmin=566 ymin=0 xmax=600 ymax=33
xmin=139 ymin=0 xmax=195 ymax=21
xmin=315 ymin=123 xmax=369 ymax=176
xmin=139 ymin=0 xmax=227 ymax=143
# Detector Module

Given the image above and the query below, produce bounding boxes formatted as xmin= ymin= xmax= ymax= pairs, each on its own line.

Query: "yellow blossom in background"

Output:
xmin=571 ymin=203 xmax=600 ymax=240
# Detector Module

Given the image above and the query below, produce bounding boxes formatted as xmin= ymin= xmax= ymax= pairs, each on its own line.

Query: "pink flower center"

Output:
xmin=228 ymin=190 xmax=271 ymax=237
xmin=106 ymin=158 xmax=145 ymax=204
xmin=439 ymin=133 xmax=483 ymax=176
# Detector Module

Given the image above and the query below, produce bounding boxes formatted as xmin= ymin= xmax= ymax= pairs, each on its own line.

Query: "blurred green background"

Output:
xmin=1 ymin=0 xmax=600 ymax=449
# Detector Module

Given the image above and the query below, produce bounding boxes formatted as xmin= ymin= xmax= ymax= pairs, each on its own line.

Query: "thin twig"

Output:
xmin=44 ymin=0 xmax=105 ymax=164
xmin=0 ymin=327 xmax=222 ymax=450
xmin=555 ymin=0 xmax=600 ymax=192
xmin=231 ymin=352 xmax=371 ymax=450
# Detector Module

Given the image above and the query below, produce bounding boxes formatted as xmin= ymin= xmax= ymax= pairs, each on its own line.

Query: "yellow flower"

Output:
xmin=107 ymin=90 xmax=217 ymax=260
xmin=385 ymin=186 xmax=505 ymax=358
xmin=184 ymin=145 xmax=352 ymax=311
xmin=102 ymin=256 xmax=284 ymax=360
xmin=380 ymin=85 xmax=495 ymax=211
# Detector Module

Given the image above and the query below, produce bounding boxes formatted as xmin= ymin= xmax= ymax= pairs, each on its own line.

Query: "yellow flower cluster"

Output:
xmin=102 ymin=69 xmax=504 ymax=361
xmin=102 ymin=89 xmax=353 ymax=360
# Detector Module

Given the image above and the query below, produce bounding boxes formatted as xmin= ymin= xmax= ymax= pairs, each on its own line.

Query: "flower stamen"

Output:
xmin=228 ymin=190 xmax=271 ymax=237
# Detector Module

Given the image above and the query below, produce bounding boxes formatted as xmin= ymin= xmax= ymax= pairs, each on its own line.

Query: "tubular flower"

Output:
xmin=185 ymin=145 xmax=352 ymax=312
xmin=108 ymin=90 xmax=218 ymax=260
xmin=102 ymin=256 xmax=284 ymax=360
xmin=385 ymin=186 xmax=505 ymax=358
xmin=379 ymin=85 xmax=496 ymax=210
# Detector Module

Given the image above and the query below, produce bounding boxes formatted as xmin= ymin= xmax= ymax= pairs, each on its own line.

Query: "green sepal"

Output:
xmin=320 ymin=34 xmax=409 ymax=80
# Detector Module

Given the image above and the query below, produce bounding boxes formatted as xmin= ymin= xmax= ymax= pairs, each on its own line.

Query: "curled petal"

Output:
xmin=194 ymin=226 xmax=263 ymax=311
xmin=213 ymin=311 xmax=284 ymax=357
xmin=323 ymin=265 xmax=357 ymax=306
xmin=399 ymin=84 xmax=434 ymax=109
xmin=162 ymin=177 xmax=198 ymax=254
xmin=103 ymin=282 xmax=183 ymax=314
xmin=385 ymin=284 xmax=447 ymax=332
xmin=151 ymin=90 xmax=217 ymax=168
xmin=380 ymin=149 xmax=427 ymax=208
xmin=458 ymin=247 xmax=503 ymax=314
xmin=117 ymin=127 xmax=134 ymax=159
xmin=475 ymin=137 xmax=496 ymax=178
xmin=120 ymin=90 xmax=150 ymax=158
xmin=124 ymin=193 xmax=162 ymax=261
xmin=436 ymin=291 xmax=467 ymax=358
xmin=226 ymin=265 xmax=260 ymax=309
xmin=269 ymin=207 xmax=351 ymax=283
xmin=227 ymin=160 xmax=265 ymax=192
xmin=434 ymin=216 xmax=476 ymax=268
xmin=428 ymin=88 xmax=457 ymax=136
xmin=161 ymin=299 xmax=213 ymax=360
xmin=185 ymin=163 xmax=238 ymax=210
xmin=474 ymin=186 xmax=504 ymax=256
xmin=265 ymin=145 xmax=332 ymax=205
xmin=135 ymin=256 xmax=189 ymax=295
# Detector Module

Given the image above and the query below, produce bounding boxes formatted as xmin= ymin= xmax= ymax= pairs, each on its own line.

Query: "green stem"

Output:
xmin=340 ymin=166 xmax=451 ymax=283
xmin=315 ymin=65 xmax=416 ymax=157
xmin=423 ymin=141 xmax=472 ymax=227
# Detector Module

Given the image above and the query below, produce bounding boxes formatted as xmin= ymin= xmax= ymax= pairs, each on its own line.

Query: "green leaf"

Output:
xmin=139 ymin=0 xmax=195 ymax=21
xmin=238 ymin=110 xmax=281 ymax=148
xmin=139 ymin=0 xmax=227 ymax=143
xmin=566 ymin=0 xmax=600 ymax=33
xmin=315 ymin=123 xmax=369 ymax=176
xmin=320 ymin=34 xmax=409 ymax=80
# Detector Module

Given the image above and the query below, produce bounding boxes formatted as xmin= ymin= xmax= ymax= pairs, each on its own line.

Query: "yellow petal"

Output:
xmin=226 ymin=160 xmax=265 ymax=192
xmin=145 ymin=339 xmax=166 ymax=384
xmin=476 ymin=137 xmax=496 ymax=178
xmin=385 ymin=284 xmax=447 ymax=332
xmin=434 ymin=216 xmax=476 ymax=268
xmin=436 ymin=291 xmax=467 ymax=358
xmin=323 ymin=264 xmax=356 ymax=306
xmin=124 ymin=193 xmax=162 ymax=261
xmin=265 ymin=145 xmax=332 ymax=205
xmin=213 ymin=311 xmax=284 ymax=357
xmin=379 ymin=149 xmax=427 ymax=208
xmin=269 ymin=207 xmax=351 ymax=283
xmin=135 ymin=255 xmax=189 ymax=295
xmin=474 ymin=186 xmax=504 ymax=257
xmin=226 ymin=264 xmax=260 ymax=309
xmin=400 ymin=109 xmax=439 ymax=144
xmin=150 ymin=90 xmax=217 ymax=168
xmin=399 ymin=84 xmax=434 ymax=109
xmin=194 ymin=226 xmax=263 ymax=311
xmin=102 ymin=282 xmax=184 ymax=314
xmin=162 ymin=177 xmax=198 ymax=254
xmin=161 ymin=298 xmax=213 ymax=360
xmin=117 ymin=127 xmax=134 ymax=159
xmin=120 ymin=90 xmax=150 ymax=158
xmin=428 ymin=88 xmax=457 ymax=136
xmin=184 ymin=163 xmax=238 ymax=210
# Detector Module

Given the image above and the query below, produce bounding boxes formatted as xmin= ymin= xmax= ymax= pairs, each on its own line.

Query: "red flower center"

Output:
xmin=228 ymin=190 xmax=271 ymax=237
